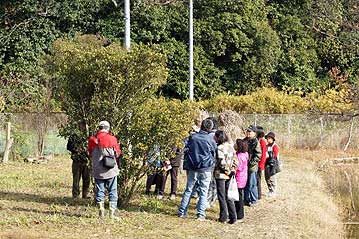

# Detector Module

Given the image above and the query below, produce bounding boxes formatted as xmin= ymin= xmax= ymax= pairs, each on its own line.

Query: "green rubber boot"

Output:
xmin=98 ymin=202 xmax=105 ymax=219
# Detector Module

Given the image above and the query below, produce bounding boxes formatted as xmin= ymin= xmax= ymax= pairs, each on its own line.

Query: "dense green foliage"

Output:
xmin=0 ymin=0 xmax=358 ymax=109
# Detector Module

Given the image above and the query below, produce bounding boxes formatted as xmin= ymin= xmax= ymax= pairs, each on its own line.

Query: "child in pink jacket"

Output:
xmin=234 ymin=139 xmax=249 ymax=221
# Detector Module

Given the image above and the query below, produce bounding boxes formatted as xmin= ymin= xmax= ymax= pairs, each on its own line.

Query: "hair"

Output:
xmin=215 ymin=130 xmax=228 ymax=145
xmin=99 ymin=125 xmax=110 ymax=131
xmin=256 ymin=126 xmax=265 ymax=138
xmin=236 ymin=138 xmax=248 ymax=153
xmin=201 ymin=118 xmax=214 ymax=132
xmin=206 ymin=117 xmax=219 ymax=130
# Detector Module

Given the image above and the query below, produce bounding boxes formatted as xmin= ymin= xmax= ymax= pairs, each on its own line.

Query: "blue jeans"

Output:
xmin=244 ymin=171 xmax=258 ymax=204
xmin=95 ymin=176 xmax=118 ymax=209
xmin=178 ymin=170 xmax=212 ymax=218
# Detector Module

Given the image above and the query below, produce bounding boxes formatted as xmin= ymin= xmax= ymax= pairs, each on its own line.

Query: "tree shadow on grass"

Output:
xmin=0 ymin=191 xmax=94 ymax=207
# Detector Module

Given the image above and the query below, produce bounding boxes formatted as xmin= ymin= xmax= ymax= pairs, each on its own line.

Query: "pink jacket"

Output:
xmin=235 ymin=152 xmax=249 ymax=189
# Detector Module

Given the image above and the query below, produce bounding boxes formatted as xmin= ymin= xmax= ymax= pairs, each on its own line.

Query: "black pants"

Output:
xmin=161 ymin=167 xmax=179 ymax=195
xmin=235 ymin=188 xmax=245 ymax=220
xmin=216 ymin=179 xmax=237 ymax=222
xmin=72 ymin=160 xmax=90 ymax=198
xmin=257 ymin=169 xmax=262 ymax=200
xmin=146 ymin=172 xmax=164 ymax=195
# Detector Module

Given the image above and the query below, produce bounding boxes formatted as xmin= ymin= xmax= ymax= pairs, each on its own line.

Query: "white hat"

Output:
xmin=98 ymin=120 xmax=110 ymax=129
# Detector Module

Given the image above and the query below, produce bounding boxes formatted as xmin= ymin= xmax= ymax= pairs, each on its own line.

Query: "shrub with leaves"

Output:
xmin=48 ymin=35 xmax=198 ymax=206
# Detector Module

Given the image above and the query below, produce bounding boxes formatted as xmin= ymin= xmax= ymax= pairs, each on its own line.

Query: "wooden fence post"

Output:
xmin=2 ymin=122 xmax=13 ymax=163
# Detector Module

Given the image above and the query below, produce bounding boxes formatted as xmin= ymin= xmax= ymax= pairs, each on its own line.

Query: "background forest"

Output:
xmin=0 ymin=0 xmax=358 ymax=112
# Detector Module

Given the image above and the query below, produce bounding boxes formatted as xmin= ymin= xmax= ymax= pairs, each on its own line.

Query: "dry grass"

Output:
xmin=0 ymin=152 xmax=345 ymax=239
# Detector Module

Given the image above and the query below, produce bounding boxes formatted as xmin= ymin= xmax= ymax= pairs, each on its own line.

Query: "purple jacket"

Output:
xmin=235 ymin=152 xmax=249 ymax=188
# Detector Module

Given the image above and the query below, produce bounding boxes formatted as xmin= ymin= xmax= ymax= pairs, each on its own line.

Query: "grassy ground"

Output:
xmin=0 ymin=151 xmax=344 ymax=239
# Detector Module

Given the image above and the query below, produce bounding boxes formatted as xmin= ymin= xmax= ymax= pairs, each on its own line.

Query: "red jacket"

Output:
xmin=88 ymin=131 xmax=121 ymax=157
xmin=258 ymin=138 xmax=267 ymax=170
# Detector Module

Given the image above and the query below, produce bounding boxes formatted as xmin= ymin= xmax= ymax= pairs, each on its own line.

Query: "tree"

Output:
xmin=48 ymin=35 xmax=196 ymax=206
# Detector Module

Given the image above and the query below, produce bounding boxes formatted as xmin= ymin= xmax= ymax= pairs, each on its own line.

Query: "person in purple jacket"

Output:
xmin=234 ymin=138 xmax=249 ymax=221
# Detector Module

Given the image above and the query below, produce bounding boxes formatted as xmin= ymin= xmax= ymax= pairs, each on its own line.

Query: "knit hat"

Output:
xmin=265 ymin=132 xmax=276 ymax=141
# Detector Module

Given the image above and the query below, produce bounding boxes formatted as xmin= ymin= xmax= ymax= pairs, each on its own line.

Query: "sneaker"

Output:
xmin=157 ymin=195 xmax=163 ymax=200
xmin=169 ymin=194 xmax=176 ymax=200
xmin=237 ymin=219 xmax=244 ymax=223
xmin=178 ymin=214 xmax=185 ymax=219
xmin=196 ymin=216 xmax=206 ymax=221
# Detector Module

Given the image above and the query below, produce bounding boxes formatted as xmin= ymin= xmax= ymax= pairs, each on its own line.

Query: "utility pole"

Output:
xmin=124 ymin=0 xmax=131 ymax=49
xmin=189 ymin=0 xmax=194 ymax=100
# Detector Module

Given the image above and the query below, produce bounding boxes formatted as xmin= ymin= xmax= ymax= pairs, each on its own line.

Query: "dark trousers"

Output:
xmin=146 ymin=172 xmax=164 ymax=195
xmin=72 ymin=160 xmax=90 ymax=198
xmin=257 ymin=169 xmax=262 ymax=200
xmin=234 ymin=188 xmax=245 ymax=219
xmin=161 ymin=167 xmax=179 ymax=195
xmin=216 ymin=179 xmax=237 ymax=222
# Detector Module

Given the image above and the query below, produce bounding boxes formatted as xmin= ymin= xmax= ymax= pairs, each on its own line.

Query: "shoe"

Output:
xmin=97 ymin=202 xmax=105 ymax=219
xmin=196 ymin=216 xmax=206 ymax=221
xmin=228 ymin=219 xmax=237 ymax=224
xmin=169 ymin=194 xmax=176 ymax=200
xmin=249 ymin=202 xmax=258 ymax=207
xmin=157 ymin=195 xmax=163 ymax=200
xmin=237 ymin=219 xmax=244 ymax=223
xmin=178 ymin=214 xmax=185 ymax=219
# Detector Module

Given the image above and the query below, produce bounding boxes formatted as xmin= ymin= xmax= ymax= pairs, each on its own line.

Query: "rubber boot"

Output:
xmin=109 ymin=202 xmax=119 ymax=220
xmin=98 ymin=202 xmax=105 ymax=219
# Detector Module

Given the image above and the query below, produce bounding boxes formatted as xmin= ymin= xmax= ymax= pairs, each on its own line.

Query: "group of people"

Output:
xmin=177 ymin=118 xmax=280 ymax=223
xmin=67 ymin=117 xmax=281 ymax=222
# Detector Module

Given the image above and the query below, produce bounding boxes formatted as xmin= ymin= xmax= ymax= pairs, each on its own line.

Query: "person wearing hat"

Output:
xmin=67 ymin=120 xmax=90 ymax=199
xmin=265 ymin=132 xmax=280 ymax=197
xmin=88 ymin=120 xmax=121 ymax=219
xmin=244 ymin=125 xmax=262 ymax=206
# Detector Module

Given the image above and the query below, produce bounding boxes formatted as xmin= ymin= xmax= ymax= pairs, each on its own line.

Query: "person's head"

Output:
xmin=78 ymin=120 xmax=87 ymax=132
xmin=206 ymin=117 xmax=218 ymax=131
xmin=98 ymin=120 xmax=110 ymax=132
xmin=201 ymin=118 xmax=214 ymax=132
xmin=214 ymin=130 xmax=228 ymax=145
xmin=256 ymin=126 xmax=265 ymax=139
xmin=235 ymin=138 xmax=248 ymax=153
xmin=246 ymin=125 xmax=257 ymax=139
xmin=265 ymin=132 xmax=276 ymax=144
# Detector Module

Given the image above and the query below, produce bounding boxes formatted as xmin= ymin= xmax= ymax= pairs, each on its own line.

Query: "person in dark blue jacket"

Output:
xmin=178 ymin=118 xmax=217 ymax=221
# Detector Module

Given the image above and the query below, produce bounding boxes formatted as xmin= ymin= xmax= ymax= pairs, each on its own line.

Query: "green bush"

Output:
xmin=47 ymin=35 xmax=198 ymax=206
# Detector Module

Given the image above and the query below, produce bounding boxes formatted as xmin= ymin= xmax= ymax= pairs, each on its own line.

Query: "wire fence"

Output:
xmin=0 ymin=112 xmax=358 ymax=160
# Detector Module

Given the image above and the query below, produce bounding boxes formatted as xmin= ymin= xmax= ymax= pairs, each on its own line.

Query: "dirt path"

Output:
xmin=0 ymin=155 xmax=344 ymax=239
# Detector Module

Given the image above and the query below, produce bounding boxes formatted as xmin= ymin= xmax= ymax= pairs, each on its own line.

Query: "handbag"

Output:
xmin=102 ymin=155 xmax=116 ymax=169
xmin=227 ymin=175 xmax=239 ymax=201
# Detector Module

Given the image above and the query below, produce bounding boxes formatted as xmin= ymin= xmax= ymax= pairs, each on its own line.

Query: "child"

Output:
xmin=265 ymin=132 xmax=280 ymax=197
xmin=234 ymin=138 xmax=249 ymax=221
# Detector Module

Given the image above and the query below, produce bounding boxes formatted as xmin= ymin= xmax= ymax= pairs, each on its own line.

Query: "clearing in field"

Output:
xmin=0 ymin=151 xmax=343 ymax=239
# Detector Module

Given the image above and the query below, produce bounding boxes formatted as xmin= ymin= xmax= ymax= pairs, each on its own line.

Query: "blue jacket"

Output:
xmin=183 ymin=130 xmax=217 ymax=172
